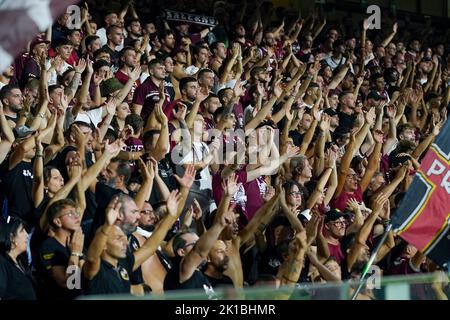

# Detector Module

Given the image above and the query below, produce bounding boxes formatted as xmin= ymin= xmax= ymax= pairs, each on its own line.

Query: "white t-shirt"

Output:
xmin=180 ymin=141 xmax=212 ymax=190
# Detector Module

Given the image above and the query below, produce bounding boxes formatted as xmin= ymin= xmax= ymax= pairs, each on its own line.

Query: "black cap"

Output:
xmin=13 ymin=125 xmax=35 ymax=139
xmin=367 ymin=90 xmax=382 ymax=101
xmin=325 ymin=208 xmax=347 ymax=223
xmin=323 ymin=108 xmax=338 ymax=117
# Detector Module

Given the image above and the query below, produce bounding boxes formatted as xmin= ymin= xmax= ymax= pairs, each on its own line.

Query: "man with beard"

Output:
xmin=210 ymin=41 xmax=227 ymax=74
xmin=203 ymin=240 xmax=233 ymax=288
xmin=115 ymin=47 xmax=141 ymax=103
xmin=232 ymin=23 xmax=253 ymax=50
xmin=124 ymin=18 xmax=142 ymax=47
xmin=202 ymin=94 xmax=222 ymax=130
xmin=82 ymin=191 xmax=182 ymax=296
xmin=158 ymin=29 xmax=176 ymax=57
xmin=162 ymin=55 xmax=176 ymax=101
xmin=0 ymin=65 xmax=14 ymax=90
xmin=132 ymin=59 xmax=170 ymax=122
xmin=0 ymin=85 xmax=24 ymax=128
xmin=96 ymin=12 xmax=119 ymax=46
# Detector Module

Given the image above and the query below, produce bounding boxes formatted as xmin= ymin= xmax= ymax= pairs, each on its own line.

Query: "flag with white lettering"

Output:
xmin=0 ymin=0 xmax=78 ymax=72
xmin=162 ymin=10 xmax=218 ymax=27
xmin=392 ymin=119 xmax=450 ymax=268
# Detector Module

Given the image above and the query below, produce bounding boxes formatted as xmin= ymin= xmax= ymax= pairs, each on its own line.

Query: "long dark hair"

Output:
xmin=0 ymin=216 xmax=26 ymax=254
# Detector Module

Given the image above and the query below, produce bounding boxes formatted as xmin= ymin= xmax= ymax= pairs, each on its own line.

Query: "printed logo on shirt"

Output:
xmin=268 ymin=258 xmax=281 ymax=268
xmin=119 ymin=267 xmax=130 ymax=281
xmin=131 ymin=240 xmax=139 ymax=251
xmin=23 ymin=169 xmax=33 ymax=178
xmin=42 ymin=253 xmax=55 ymax=260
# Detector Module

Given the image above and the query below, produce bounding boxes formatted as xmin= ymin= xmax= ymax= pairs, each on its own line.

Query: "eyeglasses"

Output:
xmin=331 ymin=220 xmax=346 ymax=227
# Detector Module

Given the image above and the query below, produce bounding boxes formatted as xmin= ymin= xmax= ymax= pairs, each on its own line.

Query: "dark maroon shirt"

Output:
xmin=132 ymin=77 xmax=170 ymax=122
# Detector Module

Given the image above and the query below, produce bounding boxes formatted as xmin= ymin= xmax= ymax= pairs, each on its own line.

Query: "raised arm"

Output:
xmin=334 ymin=131 xmax=356 ymax=198
xmin=179 ymin=175 xmax=236 ymax=283
xmin=83 ymin=197 xmax=121 ymax=280
xmin=133 ymin=191 xmax=182 ymax=271
xmin=133 ymin=158 xmax=155 ymax=211
xmin=32 ymin=135 xmax=44 ymax=208
xmin=219 ymin=43 xmax=240 ymax=86
xmin=380 ymin=23 xmax=397 ymax=48
xmin=360 ymin=130 xmax=383 ymax=192
xmin=238 ymin=189 xmax=281 ymax=246
xmin=346 ymin=193 xmax=387 ymax=271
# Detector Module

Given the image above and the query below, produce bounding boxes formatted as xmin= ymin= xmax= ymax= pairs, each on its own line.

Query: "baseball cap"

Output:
xmin=30 ymin=36 xmax=50 ymax=50
xmin=367 ymin=90 xmax=382 ymax=101
xmin=323 ymin=108 xmax=338 ymax=117
xmin=13 ymin=125 xmax=35 ymax=139
xmin=101 ymin=78 xmax=124 ymax=97
xmin=325 ymin=208 xmax=347 ymax=223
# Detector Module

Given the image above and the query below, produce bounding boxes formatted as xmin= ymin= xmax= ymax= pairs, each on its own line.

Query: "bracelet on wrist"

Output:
xmin=71 ymin=252 xmax=83 ymax=258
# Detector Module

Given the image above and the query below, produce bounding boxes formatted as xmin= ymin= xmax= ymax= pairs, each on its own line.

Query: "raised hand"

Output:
xmin=233 ymin=80 xmax=245 ymax=98
xmin=105 ymin=197 xmax=121 ymax=226
xmin=386 ymin=104 xmax=396 ymax=119
xmin=86 ymin=57 xmax=94 ymax=75
xmin=174 ymin=164 xmax=196 ymax=189
xmin=93 ymin=72 xmax=103 ymax=86
xmin=104 ymin=139 xmax=122 ymax=158
xmin=319 ymin=113 xmax=331 ymax=132
xmin=67 ymin=154 xmax=83 ymax=179
xmin=166 ymin=190 xmax=182 ymax=218
xmin=273 ymin=79 xmax=283 ymax=98
xmin=373 ymin=129 xmax=384 ymax=144
xmin=364 ymin=107 xmax=376 ymax=126
xmin=286 ymin=144 xmax=300 ymax=158
xmin=222 ymin=173 xmax=240 ymax=197
xmin=392 ymin=22 xmax=398 ymax=33
xmin=71 ymin=124 xmax=86 ymax=147
xmin=363 ymin=18 xmax=370 ymax=31
xmin=325 ymin=148 xmax=337 ymax=168
xmin=74 ymin=58 xmax=87 ymax=74
xmin=155 ymin=100 xmax=169 ymax=124
xmin=69 ymin=227 xmax=84 ymax=254
xmin=305 ymin=213 xmax=320 ymax=246
xmin=346 ymin=198 xmax=362 ymax=213
xmin=191 ymin=199 xmax=202 ymax=221
xmin=35 ymin=133 xmax=43 ymax=155
xmin=372 ymin=192 xmax=389 ymax=214
xmin=129 ymin=65 xmax=142 ymax=82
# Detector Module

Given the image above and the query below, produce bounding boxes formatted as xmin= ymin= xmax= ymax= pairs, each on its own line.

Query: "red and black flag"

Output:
xmin=0 ymin=0 xmax=78 ymax=72
xmin=392 ymin=119 xmax=450 ymax=268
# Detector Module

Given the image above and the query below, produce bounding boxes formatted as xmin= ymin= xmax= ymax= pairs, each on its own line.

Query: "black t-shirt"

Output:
xmin=164 ymin=76 xmax=175 ymax=101
xmin=164 ymin=256 xmax=215 ymax=298
xmin=82 ymin=251 xmax=135 ymax=296
xmin=141 ymin=153 xmax=177 ymax=205
xmin=0 ymin=160 xmax=34 ymax=229
xmin=337 ymin=112 xmax=356 ymax=131
xmin=127 ymin=234 xmax=144 ymax=285
xmin=90 ymin=183 xmax=134 ymax=240
xmin=204 ymin=273 xmax=233 ymax=289
xmin=36 ymin=237 xmax=82 ymax=300
xmin=0 ymin=253 xmax=37 ymax=300
xmin=102 ymin=45 xmax=120 ymax=70
xmin=289 ymin=130 xmax=304 ymax=147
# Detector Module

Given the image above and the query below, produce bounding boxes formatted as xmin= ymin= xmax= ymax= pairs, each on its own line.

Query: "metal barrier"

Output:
xmin=79 ymin=272 xmax=449 ymax=300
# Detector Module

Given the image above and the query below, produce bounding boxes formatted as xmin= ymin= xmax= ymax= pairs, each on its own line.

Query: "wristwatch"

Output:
xmin=71 ymin=252 xmax=83 ymax=258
